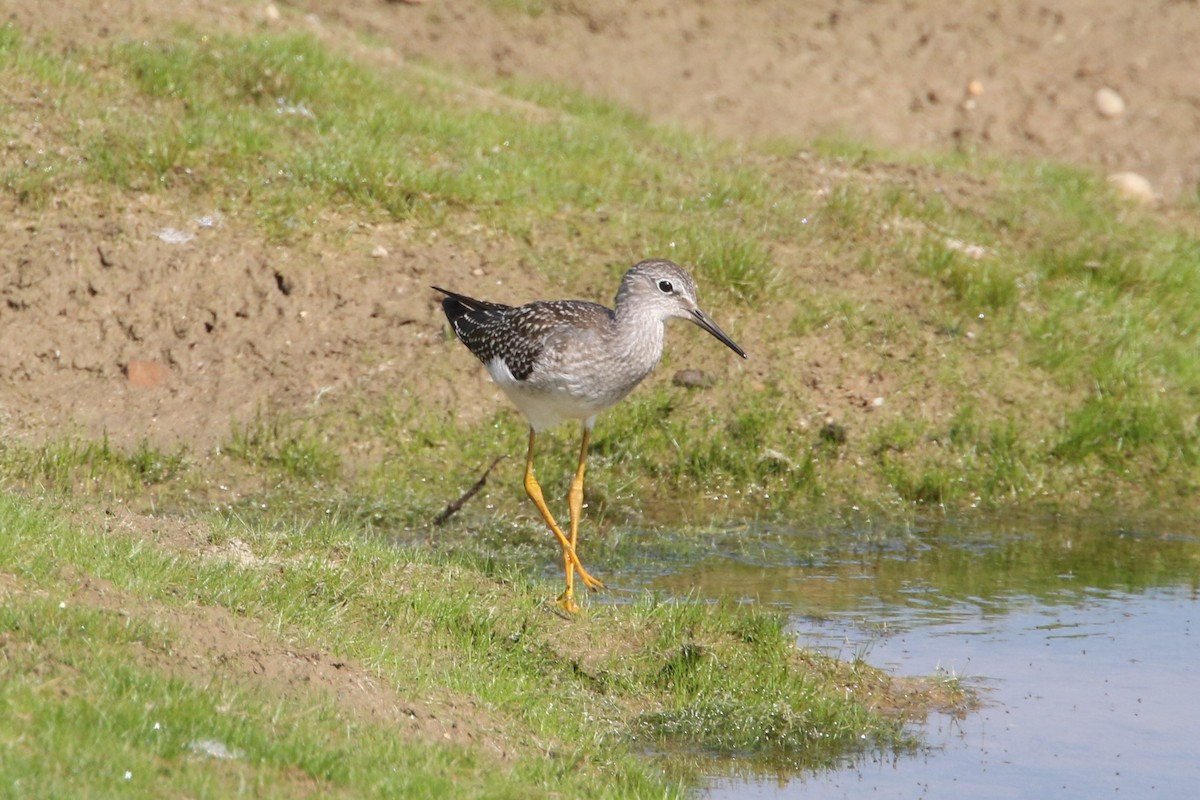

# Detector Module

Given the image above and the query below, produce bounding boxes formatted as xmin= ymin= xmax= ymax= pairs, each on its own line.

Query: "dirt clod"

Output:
xmin=125 ymin=359 xmax=169 ymax=388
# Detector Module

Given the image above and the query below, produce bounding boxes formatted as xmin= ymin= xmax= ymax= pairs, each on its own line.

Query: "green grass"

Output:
xmin=0 ymin=600 xmax=648 ymax=799
xmin=225 ymin=418 xmax=342 ymax=482
xmin=3 ymin=602 xmax=480 ymax=799
xmin=0 ymin=492 xmax=924 ymax=797
xmin=0 ymin=435 xmax=186 ymax=496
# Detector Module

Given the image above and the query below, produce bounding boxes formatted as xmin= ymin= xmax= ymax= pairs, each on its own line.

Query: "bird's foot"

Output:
xmin=555 ymin=588 xmax=582 ymax=615
xmin=565 ymin=548 xmax=606 ymax=592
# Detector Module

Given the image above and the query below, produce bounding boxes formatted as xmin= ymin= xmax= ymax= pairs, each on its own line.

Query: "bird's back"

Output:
xmin=436 ymin=287 xmax=615 ymax=384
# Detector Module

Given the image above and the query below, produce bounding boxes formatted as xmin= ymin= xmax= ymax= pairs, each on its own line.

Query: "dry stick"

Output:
xmin=432 ymin=456 xmax=507 ymax=526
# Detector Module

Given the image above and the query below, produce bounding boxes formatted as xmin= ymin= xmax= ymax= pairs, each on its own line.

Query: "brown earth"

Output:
xmin=0 ymin=192 xmax=514 ymax=451
xmin=2 ymin=0 xmax=1198 ymax=455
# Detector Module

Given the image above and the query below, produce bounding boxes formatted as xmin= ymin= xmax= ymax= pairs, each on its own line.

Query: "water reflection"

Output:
xmin=626 ymin=515 xmax=1200 ymax=798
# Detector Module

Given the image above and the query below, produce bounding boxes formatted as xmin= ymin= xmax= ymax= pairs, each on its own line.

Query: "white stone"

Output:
xmin=1107 ymin=172 xmax=1156 ymax=204
xmin=1094 ymin=87 xmax=1125 ymax=118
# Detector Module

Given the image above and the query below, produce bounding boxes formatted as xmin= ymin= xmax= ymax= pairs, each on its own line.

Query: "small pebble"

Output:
xmin=126 ymin=360 xmax=169 ymax=388
xmin=155 ymin=227 xmax=194 ymax=245
xmin=371 ymin=245 xmax=389 ymax=258
xmin=944 ymin=237 xmax=988 ymax=260
xmin=1094 ymin=87 xmax=1125 ymax=118
xmin=1107 ymin=172 xmax=1156 ymax=204
xmin=187 ymin=739 xmax=245 ymax=760
xmin=672 ymin=369 xmax=715 ymax=389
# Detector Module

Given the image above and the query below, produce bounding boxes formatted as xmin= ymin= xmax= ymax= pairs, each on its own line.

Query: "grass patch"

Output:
xmin=226 ymin=418 xmax=341 ymax=482
xmin=0 ymin=436 xmax=186 ymax=496
xmin=914 ymin=239 xmax=1018 ymax=313
xmin=0 ymin=492 xmax=935 ymax=797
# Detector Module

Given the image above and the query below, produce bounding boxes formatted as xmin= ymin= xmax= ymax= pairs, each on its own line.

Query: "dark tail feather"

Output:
xmin=432 ymin=286 xmax=511 ymax=320
xmin=432 ymin=287 xmax=513 ymax=342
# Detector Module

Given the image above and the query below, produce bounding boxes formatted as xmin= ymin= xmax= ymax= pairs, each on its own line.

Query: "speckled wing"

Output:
xmin=434 ymin=287 xmax=538 ymax=381
xmin=435 ymin=288 xmax=612 ymax=383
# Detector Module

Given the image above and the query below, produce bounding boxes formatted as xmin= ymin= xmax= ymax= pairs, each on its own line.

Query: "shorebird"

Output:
xmin=434 ymin=258 xmax=746 ymax=612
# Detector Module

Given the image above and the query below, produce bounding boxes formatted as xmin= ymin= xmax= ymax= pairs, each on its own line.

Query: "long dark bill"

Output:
xmin=691 ymin=308 xmax=747 ymax=359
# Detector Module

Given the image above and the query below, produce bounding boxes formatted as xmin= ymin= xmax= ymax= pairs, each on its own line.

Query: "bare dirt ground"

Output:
xmin=2 ymin=0 xmax=1198 ymax=454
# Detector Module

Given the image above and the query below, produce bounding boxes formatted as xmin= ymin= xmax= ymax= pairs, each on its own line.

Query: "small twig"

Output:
xmin=432 ymin=456 xmax=506 ymax=526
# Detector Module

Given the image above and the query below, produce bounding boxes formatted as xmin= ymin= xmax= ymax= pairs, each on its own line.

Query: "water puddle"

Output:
xmin=626 ymin=515 xmax=1200 ymax=798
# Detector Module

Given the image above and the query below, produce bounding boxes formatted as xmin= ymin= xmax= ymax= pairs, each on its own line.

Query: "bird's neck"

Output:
xmin=612 ymin=299 xmax=667 ymax=372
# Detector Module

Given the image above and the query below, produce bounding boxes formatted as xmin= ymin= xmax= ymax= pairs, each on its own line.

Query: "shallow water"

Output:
xmin=628 ymin=515 xmax=1200 ymax=799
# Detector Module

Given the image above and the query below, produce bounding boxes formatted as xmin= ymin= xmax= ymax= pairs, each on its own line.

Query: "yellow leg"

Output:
xmin=567 ymin=428 xmax=604 ymax=593
xmin=522 ymin=429 xmax=603 ymax=614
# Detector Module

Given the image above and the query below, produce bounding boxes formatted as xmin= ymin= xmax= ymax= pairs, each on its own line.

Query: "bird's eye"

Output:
xmin=657 ymin=279 xmax=674 ymax=294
